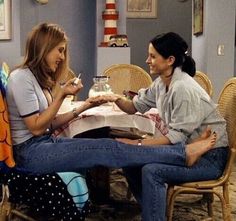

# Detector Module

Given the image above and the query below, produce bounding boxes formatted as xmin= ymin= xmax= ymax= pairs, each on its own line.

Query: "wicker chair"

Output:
xmin=102 ymin=64 xmax=153 ymax=138
xmin=0 ymin=62 xmax=36 ymax=221
xmin=166 ymin=77 xmax=236 ymax=221
xmin=103 ymin=64 xmax=152 ymax=95
xmin=194 ymin=71 xmax=213 ymax=97
xmin=0 ymin=185 xmax=36 ymax=221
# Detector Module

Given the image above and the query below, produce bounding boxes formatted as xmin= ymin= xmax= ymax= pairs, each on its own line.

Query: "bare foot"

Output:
xmin=192 ymin=126 xmax=212 ymax=142
xmin=200 ymin=126 xmax=212 ymax=139
xmin=186 ymin=132 xmax=217 ymax=167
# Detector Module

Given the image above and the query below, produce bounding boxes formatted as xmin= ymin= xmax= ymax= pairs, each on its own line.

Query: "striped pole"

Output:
xmin=100 ymin=0 xmax=119 ymax=47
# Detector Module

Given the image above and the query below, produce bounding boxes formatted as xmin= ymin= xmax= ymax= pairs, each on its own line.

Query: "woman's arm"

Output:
xmin=23 ymin=78 xmax=83 ymax=136
xmin=88 ymin=94 xmax=137 ymax=114
xmin=115 ymin=96 xmax=137 ymax=114
xmin=51 ymin=100 xmax=95 ymax=130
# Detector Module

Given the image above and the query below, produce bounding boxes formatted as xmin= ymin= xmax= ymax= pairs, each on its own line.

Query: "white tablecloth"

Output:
xmin=55 ymin=101 xmax=168 ymax=138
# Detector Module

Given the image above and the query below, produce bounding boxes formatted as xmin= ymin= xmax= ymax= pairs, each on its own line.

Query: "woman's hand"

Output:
xmin=87 ymin=94 xmax=122 ymax=106
xmin=60 ymin=78 xmax=83 ymax=99
xmin=81 ymin=98 xmax=99 ymax=110
xmin=87 ymin=94 xmax=137 ymax=114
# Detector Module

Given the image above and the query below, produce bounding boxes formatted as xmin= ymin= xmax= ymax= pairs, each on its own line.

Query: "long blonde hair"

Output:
xmin=20 ymin=23 xmax=69 ymax=89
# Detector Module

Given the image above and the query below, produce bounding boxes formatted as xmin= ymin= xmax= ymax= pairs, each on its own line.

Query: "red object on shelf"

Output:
xmin=100 ymin=0 xmax=119 ymax=47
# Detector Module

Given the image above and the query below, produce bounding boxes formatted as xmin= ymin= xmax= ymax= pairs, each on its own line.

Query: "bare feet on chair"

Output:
xmin=192 ymin=126 xmax=212 ymax=142
xmin=199 ymin=126 xmax=212 ymax=140
xmin=186 ymin=132 xmax=217 ymax=167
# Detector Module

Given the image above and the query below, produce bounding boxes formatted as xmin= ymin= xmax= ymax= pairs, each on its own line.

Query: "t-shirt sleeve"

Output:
xmin=10 ymin=71 xmax=39 ymax=117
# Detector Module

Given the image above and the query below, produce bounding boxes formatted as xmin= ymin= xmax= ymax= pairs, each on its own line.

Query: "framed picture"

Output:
xmin=127 ymin=0 xmax=157 ymax=19
xmin=0 ymin=0 xmax=11 ymax=40
xmin=193 ymin=0 xmax=203 ymax=36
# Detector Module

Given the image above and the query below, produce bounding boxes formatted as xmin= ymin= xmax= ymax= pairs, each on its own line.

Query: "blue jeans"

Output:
xmin=13 ymin=135 xmax=228 ymax=221
xmin=13 ymin=135 xmax=188 ymax=173
xmin=123 ymin=147 xmax=228 ymax=221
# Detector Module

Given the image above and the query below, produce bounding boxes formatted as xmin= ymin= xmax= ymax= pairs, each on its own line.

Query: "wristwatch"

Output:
xmin=72 ymin=108 xmax=79 ymax=118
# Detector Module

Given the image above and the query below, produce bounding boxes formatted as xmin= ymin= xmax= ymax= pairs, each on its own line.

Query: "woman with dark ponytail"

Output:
xmin=150 ymin=32 xmax=196 ymax=76
xmin=89 ymin=32 xmax=228 ymax=221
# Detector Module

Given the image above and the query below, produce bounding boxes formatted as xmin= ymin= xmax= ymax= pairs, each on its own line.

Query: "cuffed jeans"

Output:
xmin=13 ymin=135 xmax=228 ymax=221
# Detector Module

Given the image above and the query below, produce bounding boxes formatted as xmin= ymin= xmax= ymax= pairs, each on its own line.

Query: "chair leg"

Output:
xmin=11 ymin=209 xmax=37 ymax=221
xmin=1 ymin=184 xmax=36 ymax=221
xmin=166 ymin=185 xmax=174 ymax=208
xmin=0 ymin=185 xmax=11 ymax=221
xmin=166 ymin=182 xmax=233 ymax=221
xmin=212 ymin=189 xmax=231 ymax=221
xmin=222 ymin=184 xmax=231 ymax=221
xmin=0 ymin=202 xmax=10 ymax=221
xmin=166 ymin=186 xmax=175 ymax=221
xmin=204 ymin=193 xmax=214 ymax=218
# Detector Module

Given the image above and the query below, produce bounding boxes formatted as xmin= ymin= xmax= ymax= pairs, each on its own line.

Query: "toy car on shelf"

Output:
xmin=108 ymin=34 xmax=129 ymax=47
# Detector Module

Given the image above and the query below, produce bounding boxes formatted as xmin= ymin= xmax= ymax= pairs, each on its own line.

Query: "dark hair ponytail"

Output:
xmin=150 ymin=32 xmax=196 ymax=77
xmin=182 ymin=55 xmax=196 ymax=77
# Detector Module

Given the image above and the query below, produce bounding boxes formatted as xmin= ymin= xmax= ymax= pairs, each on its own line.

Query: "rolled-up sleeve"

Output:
xmin=133 ymin=80 xmax=161 ymax=113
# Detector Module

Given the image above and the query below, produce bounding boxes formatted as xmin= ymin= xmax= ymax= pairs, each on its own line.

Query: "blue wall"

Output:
xmin=127 ymin=0 xmax=192 ymax=73
xmin=0 ymin=0 xmax=193 ymax=99
xmin=0 ymin=0 xmax=96 ymax=100
xmin=192 ymin=0 xmax=235 ymax=100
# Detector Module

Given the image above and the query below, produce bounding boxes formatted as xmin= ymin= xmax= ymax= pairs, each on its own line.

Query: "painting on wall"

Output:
xmin=193 ymin=0 xmax=203 ymax=36
xmin=127 ymin=0 xmax=157 ymax=19
xmin=0 ymin=0 xmax=11 ymax=40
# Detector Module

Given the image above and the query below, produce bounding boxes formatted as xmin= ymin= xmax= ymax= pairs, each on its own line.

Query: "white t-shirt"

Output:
xmin=6 ymin=68 xmax=48 ymax=145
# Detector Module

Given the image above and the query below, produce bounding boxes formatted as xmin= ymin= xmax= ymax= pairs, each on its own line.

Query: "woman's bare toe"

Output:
xmin=186 ymin=132 xmax=217 ymax=167
xmin=200 ymin=126 xmax=212 ymax=139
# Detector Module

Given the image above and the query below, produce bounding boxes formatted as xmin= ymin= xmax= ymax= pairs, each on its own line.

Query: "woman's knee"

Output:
xmin=142 ymin=164 xmax=157 ymax=174
xmin=142 ymin=163 xmax=166 ymax=174
xmin=142 ymin=163 xmax=165 ymax=183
